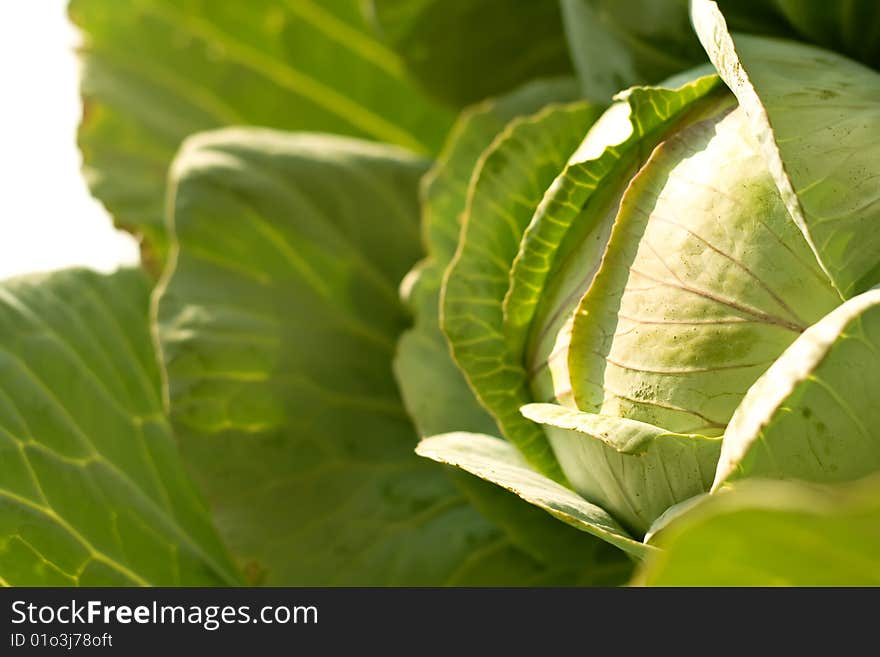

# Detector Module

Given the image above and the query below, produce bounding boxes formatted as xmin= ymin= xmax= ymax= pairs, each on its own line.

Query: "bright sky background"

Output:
xmin=0 ymin=0 xmax=139 ymax=281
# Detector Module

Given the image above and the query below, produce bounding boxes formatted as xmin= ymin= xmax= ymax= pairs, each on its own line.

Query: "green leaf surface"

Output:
xmin=157 ymin=128 xmax=605 ymax=585
xmin=0 ymin=268 xmax=239 ymax=586
xmin=369 ymin=0 xmax=573 ymax=106
xmin=421 ymin=79 xmax=581 ymax=271
xmin=716 ymin=288 xmax=880 ymax=488
xmin=416 ymin=433 xmax=651 ymax=559
xmin=442 ymin=100 xmax=604 ymax=480
xmin=71 ymin=0 xmax=454 ymax=257
xmin=638 ymin=477 xmax=880 ymax=585
xmin=693 ymin=0 xmax=880 ymax=296
xmin=395 ymin=78 xmax=580 ymax=440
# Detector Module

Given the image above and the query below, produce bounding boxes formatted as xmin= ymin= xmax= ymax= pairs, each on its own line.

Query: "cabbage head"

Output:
xmin=408 ymin=0 xmax=880 ymax=557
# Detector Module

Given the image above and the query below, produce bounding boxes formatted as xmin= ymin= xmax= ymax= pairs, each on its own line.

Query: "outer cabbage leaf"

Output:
xmin=368 ymin=0 xmax=573 ymax=106
xmin=448 ymin=473 xmax=634 ymax=584
xmin=157 ymin=128 xmax=618 ymax=585
xmin=395 ymin=78 xmax=580 ymax=440
xmin=442 ymin=100 xmax=605 ymax=480
xmin=715 ymin=288 xmax=880 ymax=488
xmin=0 ymin=268 xmax=239 ymax=586
xmin=71 ymin=0 xmax=454 ymax=259
xmin=637 ymin=476 xmax=880 ymax=586
xmin=416 ymin=433 xmax=651 ymax=559
xmin=395 ymin=79 xmax=633 ymax=582
xmin=693 ymin=0 xmax=880 ymax=297
xmin=522 ymin=404 xmax=720 ymax=534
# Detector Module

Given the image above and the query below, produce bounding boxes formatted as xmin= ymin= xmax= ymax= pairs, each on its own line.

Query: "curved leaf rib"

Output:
xmin=441 ymin=101 xmax=604 ymax=481
xmin=395 ymin=78 xmax=581 ymax=439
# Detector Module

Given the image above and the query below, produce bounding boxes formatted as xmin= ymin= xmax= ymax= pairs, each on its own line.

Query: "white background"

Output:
xmin=0 ymin=0 xmax=139 ymax=281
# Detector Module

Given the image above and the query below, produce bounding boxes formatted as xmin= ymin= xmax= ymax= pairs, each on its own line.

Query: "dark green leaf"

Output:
xmin=369 ymin=0 xmax=574 ymax=106
xmin=561 ymin=0 xmax=706 ymax=101
xmin=772 ymin=0 xmax=880 ymax=69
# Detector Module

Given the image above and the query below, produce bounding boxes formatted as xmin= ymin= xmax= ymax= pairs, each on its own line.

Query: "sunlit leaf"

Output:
xmin=370 ymin=0 xmax=573 ymax=106
xmin=71 ymin=0 xmax=454 ymax=259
